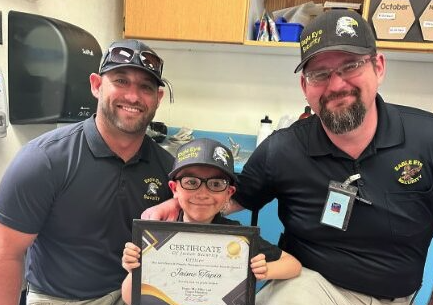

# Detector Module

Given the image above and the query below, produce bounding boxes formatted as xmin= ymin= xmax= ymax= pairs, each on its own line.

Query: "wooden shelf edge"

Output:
xmin=243 ymin=40 xmax=300 ymax=48
xmin=132 ymin=39 xmax=433 ymax=62
xmin=376 ymin=41 xmax=433 ymax=52
xmin=140 ymin=39 xmax=301 ymax=56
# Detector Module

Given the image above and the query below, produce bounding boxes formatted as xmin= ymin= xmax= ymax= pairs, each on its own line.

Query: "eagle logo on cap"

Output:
xmin=336 ymin=16 xmax=359 ymax=37
xmin=213 ymin=146 xmax=229 ymax=166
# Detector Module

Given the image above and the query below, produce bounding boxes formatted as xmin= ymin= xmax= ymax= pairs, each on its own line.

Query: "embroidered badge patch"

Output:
xmin=394 ymin=159 xmax=423 ymax=185
xmin=143 ymin=177 xmax=163 ymax=201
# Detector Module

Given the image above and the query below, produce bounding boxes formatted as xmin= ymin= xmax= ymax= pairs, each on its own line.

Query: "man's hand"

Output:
xmin=141 ymin=198 xmax=181 ymax=221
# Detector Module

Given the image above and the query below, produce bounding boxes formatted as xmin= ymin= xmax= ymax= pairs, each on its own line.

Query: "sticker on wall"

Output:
xmin=0 ymin=68 xmax=8 ymax=138
xmin=420 ymin=1 xmax=433 ymax=41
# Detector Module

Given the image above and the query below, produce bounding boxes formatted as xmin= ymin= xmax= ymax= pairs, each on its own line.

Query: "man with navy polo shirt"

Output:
xmin=0 ymin=39 xmax=174 ymax=305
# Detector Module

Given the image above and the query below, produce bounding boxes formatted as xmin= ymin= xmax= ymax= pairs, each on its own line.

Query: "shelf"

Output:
xmin=145 ymin=40 xmax=300 ymax=56
xmin=243 ymin=40 xmax=300 ymax=48
xmin=146 ymin=39 xmax=433 ymax=62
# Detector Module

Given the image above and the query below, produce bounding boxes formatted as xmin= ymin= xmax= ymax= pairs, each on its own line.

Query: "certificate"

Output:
xmin=132 ymin=220 xmax=259 ymax=305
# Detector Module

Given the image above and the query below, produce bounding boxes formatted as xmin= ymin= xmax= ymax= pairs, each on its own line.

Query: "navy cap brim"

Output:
xmin=169 ymin=163 xmax=237 ymax=184
xmin=168 ymin=138 xmax=237 ymax=184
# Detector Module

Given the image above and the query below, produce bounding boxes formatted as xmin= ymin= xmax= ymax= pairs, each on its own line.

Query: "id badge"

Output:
xmin=320 ymin=180 xmax=357 ymax=231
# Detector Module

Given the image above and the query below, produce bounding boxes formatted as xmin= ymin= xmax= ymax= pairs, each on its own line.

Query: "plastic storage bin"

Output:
xmin=278 ymin=22 xmax=303 ymax=42
xmin=254 ymin=20 xmax=304 ymax=42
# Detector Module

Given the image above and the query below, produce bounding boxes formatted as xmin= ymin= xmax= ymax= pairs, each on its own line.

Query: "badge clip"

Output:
xmin=341 ymin=174 xmax=361 ymax=189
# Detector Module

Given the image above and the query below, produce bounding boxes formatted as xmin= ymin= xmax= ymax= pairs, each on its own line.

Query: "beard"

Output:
xmin=319 ymin=88 xmax=366 ymax=134
xmin=98 ymin=90 xmax=156 ymax=135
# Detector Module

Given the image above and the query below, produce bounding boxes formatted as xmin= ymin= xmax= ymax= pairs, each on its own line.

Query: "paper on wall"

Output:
xmin=0 ymin=67 xmax=8 ymax=138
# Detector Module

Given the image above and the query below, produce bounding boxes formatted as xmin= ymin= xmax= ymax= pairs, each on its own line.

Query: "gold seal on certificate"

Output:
xmin=132 ymin=220 xmax=259 ymax=305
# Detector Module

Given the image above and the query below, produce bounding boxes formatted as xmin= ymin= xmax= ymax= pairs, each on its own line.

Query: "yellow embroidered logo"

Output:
xmin=143 ymin=177 xmax=162 ymax=201
xmin=394 ymin=159 xmax=423 ymax=185
xmin=177 ymin=146 xmax=201 ymax=162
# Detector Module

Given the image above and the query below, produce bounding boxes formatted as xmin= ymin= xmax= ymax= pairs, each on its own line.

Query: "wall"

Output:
xmin=152 ymin=46 xmax=433 ymax=134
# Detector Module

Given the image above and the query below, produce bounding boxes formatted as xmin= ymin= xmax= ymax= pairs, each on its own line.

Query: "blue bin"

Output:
xmin=254 ymin=21 xmax=304 ymax=42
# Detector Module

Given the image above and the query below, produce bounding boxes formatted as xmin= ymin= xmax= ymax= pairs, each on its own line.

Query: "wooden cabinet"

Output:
xmin=124 ymin=0 xmax=249 ymax=44
xmin=123 ymin=0 xmax=433 ymax=57
xmin=245 ymin=0 xmax=433 ymax=52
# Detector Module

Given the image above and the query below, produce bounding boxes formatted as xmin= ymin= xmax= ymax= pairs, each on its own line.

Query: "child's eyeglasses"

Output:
xmin=176 ymin=176 xmax=230 ymax=192
xmin=101 ymin=46 xmax=164 ymax=75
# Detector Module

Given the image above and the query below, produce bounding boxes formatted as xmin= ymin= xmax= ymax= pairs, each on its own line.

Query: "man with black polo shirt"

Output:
xmin=0 ymin=39 xmax=174 ymax=305
xmin=143 ymin=10 xmax=433 ymax=305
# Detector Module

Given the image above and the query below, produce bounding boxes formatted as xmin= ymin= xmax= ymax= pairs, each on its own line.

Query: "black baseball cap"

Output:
xmin=169 ymin=138 xmax=236 ymax=183
xmin=99 ymin=39 xmax=165 ymax=87
xmin=294 ymin=10 xmax=376 ymax=73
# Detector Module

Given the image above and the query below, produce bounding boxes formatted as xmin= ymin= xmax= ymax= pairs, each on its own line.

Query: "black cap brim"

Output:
xmin=294 ymin=45 xmax=375 ymax=73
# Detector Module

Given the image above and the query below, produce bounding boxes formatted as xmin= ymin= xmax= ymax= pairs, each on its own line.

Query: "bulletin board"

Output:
xmin=363 ymin=0 xmax=433 ymax=51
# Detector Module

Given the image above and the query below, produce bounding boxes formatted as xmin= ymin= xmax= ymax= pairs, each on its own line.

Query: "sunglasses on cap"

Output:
xmin=102 ymin=46 xmax=164 ymax=75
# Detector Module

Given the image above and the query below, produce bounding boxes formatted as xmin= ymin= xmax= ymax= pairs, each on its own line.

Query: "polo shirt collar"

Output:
xmin=84 ymin=115 xmax=152 ymax=162
xmin=308 ymin=94 xmax=404 ymax=157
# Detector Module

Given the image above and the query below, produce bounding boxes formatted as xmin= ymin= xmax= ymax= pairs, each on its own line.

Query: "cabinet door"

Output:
xmin=124 ymin=0 xmax=249 ymax=43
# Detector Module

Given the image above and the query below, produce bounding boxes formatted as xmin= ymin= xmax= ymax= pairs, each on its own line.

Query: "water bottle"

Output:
xmin=256 ymin=115 xmax=273 ymax=147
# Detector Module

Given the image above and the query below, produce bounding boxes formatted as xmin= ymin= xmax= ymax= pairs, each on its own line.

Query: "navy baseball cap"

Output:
xmin=169 ymin=138 xmax=236 ymax=183
xmin=99 ymin=39 xmax=165 ymax=86
xmin=295 ymin=10 xmax=376 ymax=73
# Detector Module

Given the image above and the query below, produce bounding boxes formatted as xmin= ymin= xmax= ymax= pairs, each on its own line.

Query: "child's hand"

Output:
xmin=250 ymin=253 xmax=268 ymax=280
xmin=122 ymin=242 xmax=141 ymax=273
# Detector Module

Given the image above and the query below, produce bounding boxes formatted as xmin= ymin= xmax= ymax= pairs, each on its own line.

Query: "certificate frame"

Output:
xmin=132 ymin=220 xmax=259 ymax=305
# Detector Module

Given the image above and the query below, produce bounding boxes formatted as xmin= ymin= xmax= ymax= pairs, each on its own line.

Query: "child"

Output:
xmin=121 ymin=138 xmax=302 ymax=304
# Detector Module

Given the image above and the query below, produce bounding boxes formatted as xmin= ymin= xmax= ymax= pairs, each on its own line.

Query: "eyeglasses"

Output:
xmin=102 ymin=46 xmax=164 ymax=75
xmin=176 ymin=176 xmax=230 ymax=192
xmin=304 ymin=56 xmax=375 ymax=87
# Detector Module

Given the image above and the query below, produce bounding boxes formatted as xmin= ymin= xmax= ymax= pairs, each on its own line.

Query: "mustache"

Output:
xmin=320 ymin=88 xmax=360 ymax=105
